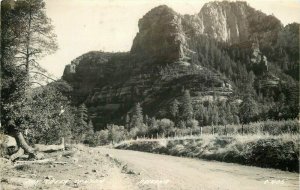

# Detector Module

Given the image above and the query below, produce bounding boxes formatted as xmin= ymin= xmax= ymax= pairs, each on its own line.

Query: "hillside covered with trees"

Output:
xmin=60 ymin=2 xmax=299 ymax=141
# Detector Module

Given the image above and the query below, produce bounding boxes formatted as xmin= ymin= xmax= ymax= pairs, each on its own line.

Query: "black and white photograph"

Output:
xmin=0 ymin=0 xmax=299 ymax=189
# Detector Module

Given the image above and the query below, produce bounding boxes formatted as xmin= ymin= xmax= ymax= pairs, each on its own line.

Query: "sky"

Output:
xmin=41 ymin=0 xmax=300 ymax=78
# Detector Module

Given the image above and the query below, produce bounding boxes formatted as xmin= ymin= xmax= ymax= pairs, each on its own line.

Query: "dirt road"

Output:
xmin=99 ymin=147 xmax=299 ymax=190
xmin=1 ymin=145 xmax=299 ymax=190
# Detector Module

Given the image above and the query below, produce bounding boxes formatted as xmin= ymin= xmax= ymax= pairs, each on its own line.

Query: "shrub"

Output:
xmin=108 ymin=124 xmax=127 ymax=144
xmin=130 ymin=123 xmax=149 ymax=138
xmin=261 ymin=120 xmax=299 ymax=135
xmin=198 ymin=119 xmax=299 ymax=136
xmin=157 ymin=118 xmax=175 ymax=136
xmin=116 ymin=134 xmax=300 ymax=172
xmin=186 ymin=119 xmax=199 ymax=129
xmin=88 ymin=130 xmax=109 ymax=146
xmin=15 ymin=164 xmax=32 ymax=171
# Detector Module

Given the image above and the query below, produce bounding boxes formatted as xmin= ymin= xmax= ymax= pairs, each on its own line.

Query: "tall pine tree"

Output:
xmin=181 ymin=90 xmax=193 ymax=121
xmin=131 ymin=103 xmax=143 ymax=128
xmin=170 ymin=99 xmax=179 ymax=120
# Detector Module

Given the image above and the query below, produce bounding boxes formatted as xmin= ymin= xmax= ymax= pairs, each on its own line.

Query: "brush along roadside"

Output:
xmin=115 ymin=134 xmax=299 ymax=172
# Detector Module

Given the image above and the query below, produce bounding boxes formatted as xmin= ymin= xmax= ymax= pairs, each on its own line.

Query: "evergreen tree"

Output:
xmin=73 ymin=103 xmax=89 ymax=142
xmin=131 ymin=103 xmax=143 ymax=128
xmin=13 ymin=0 xmax=58 ymax=74
xmin=178 ymin=120 xmax=186 ymax=129
xmin=212 ymin=111 xmax=219 ymax=125
xmin=1 ymin=0 xmax=58 ymax=156
xmin=170 ymin=99 xmax=179 ymax=119
xmin=78 ymin=103 xmax=88 ymax=122
xmin=125 ymin=113 xmax=130 ymax=130
xmin=239 ymin=95 xmax=259 ymax=124
xmin=194 ymin=103 xmax=205 ymax=125
xmin=233 ymin=115 xmax=240 ymax=124
xmin=84 ymin=120 xmax=95 ymax=144
xmin=144 ymin=114 xmax=150 ymax=126
xmin=149 ymin=117 xmax=157 ymax=128
xmin=181 ymin=90 xmax=193 ymax=121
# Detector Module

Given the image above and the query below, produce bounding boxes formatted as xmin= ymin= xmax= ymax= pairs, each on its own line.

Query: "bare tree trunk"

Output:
xmin=7 ymin=129 xmax=40 ymax=161
xmin=13 ymin=131 xmax=36 ymax=158
xmin=10 ymin=148 xmax=24 ymax=161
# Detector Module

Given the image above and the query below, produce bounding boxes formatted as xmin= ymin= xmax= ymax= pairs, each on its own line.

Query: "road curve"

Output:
xmin=98 ymin=147 xmax=299 ymax=190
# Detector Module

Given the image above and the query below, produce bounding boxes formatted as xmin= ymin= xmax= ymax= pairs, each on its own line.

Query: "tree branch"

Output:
xmin=30 ymin=59 xmax=47 ymax=73
xmin=29 ymin=71 xmax=57 ymax=81
xmin=30 ymin=81 xmax=44 ymax=87
xmin=16 ymin=63 xmax=27 ymax=67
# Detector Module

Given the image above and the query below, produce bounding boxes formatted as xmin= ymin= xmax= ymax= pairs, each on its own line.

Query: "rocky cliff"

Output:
xmin=62 ymin=1 xmax=298 ymax=129
xmin=131 ymin=5 xmax=190 ymax=63
xmin=130 ymin=1 xmax=282 ymax=63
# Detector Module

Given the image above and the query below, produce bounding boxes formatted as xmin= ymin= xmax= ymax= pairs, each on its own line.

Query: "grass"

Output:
xmin=115 ymin=133 xmax=300 ymax=172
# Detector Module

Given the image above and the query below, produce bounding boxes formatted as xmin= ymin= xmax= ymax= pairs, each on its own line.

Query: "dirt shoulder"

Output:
xmin=0 ymin=145 xmax=142 ymax=190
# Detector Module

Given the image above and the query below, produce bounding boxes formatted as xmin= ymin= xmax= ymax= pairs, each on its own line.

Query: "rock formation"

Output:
xmin=62 ymin=1 xmax=298 ymax=129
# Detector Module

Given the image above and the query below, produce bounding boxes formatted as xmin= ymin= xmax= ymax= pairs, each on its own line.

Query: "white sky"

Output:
xmin=41 ymin=0 xmax=300 ymax=78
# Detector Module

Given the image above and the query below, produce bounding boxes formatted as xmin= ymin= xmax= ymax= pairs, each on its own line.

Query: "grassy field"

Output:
xmin=116 ymin=133 xmax=299 ymax=172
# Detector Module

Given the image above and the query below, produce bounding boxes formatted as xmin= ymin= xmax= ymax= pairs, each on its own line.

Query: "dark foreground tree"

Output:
xmin=1 ymin=0 xmax=58 ymax=158
xmin=21 ymin=85 xmax=74 ymax=145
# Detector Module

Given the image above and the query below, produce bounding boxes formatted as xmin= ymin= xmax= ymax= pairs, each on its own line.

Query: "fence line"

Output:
xmin=119 ymin=134 xmax=212 ymax=145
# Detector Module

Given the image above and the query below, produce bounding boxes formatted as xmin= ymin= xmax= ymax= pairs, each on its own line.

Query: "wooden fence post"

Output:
xmin=242 ymin=125 xmax=244 ymax=135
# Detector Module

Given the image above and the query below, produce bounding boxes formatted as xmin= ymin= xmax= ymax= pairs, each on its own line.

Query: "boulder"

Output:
xmin=0 ymin=135 xmax=17 ymax=156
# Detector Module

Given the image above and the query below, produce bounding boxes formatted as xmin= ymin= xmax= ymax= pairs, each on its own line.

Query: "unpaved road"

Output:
xmin=99 ymin=147 xmax=299 ymax=190
xmin=1 ymin=145 xmax=299 ymax=190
